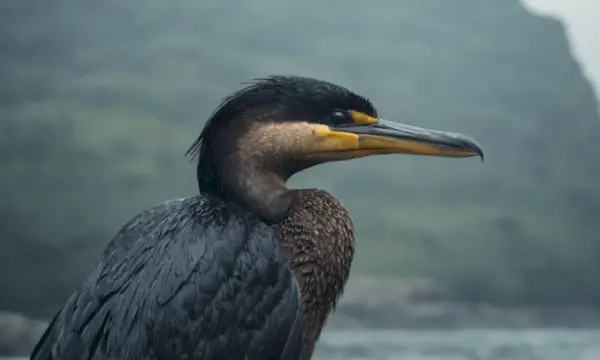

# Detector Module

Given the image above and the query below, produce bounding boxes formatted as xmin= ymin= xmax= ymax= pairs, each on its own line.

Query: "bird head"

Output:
xmin=188 ymin=76 xmax=482 ymax=194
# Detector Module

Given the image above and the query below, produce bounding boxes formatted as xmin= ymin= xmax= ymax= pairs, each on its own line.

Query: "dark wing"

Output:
xmin=30 ymin=196 xmax=303 ymax=360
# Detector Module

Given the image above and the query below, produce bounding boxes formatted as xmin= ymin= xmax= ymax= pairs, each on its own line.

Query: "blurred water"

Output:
xmin=4 ymin=329 xmax=599 ymax=360
xmin=313 ymin=329 xmax=600 ymax=360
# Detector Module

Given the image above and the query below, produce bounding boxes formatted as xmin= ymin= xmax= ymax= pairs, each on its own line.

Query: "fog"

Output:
xmin=1 ymin=0 xmax=599 ymax=355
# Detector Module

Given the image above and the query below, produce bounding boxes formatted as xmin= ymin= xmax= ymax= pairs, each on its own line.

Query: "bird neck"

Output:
xmin=231 ymin=170 xmax=293 ymax=224
xmin=200 ymin=154 xmax=295 ymax=224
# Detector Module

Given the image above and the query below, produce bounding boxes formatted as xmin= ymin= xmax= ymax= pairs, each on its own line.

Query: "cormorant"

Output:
xmin=30 ymin=75 xmax=483 ymax=360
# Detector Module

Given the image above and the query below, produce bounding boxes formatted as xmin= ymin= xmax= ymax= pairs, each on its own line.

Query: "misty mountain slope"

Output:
xmin=0 ymin=0 xmax=599 ymax=317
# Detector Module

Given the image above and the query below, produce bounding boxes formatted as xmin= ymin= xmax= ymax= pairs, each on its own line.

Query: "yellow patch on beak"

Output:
xmin=349 ymin=110 xmax=378 ymax=125
xmin=312 ymin=124 xmax=360 ymax=150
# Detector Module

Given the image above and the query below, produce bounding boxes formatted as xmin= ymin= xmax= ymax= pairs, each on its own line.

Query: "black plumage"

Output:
xmin=31 ymin=75 xmax=482 ymax=360
xmin=32 ymin=197 xmax=303 ymax=359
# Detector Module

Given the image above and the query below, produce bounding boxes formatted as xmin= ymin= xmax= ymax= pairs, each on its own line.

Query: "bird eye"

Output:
xmin=330 ymin=110 xmax=348 ymax=125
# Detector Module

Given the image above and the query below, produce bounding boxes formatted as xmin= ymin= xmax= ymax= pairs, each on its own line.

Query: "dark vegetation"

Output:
xmin=1 ymin=0 xmax=599 ymax=318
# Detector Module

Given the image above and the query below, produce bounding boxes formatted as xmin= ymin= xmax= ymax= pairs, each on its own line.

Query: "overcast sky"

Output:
xmin=523 ymin=0 xmax=600 ymax=103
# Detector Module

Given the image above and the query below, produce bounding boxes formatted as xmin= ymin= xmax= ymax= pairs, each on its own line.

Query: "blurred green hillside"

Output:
xmin=1 ymin=0 xmax=599 ymax=317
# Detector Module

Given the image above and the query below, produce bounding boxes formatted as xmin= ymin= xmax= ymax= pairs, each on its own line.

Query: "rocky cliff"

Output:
xmin=0 ymin=0 xmax=599 ymax=319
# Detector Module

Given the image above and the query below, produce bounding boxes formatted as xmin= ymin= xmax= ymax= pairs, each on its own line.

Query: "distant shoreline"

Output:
xmin=4 ymin=278 xmax=600 ymax=356
xmin=3 ymin=327 xmax=600 ymax=359
xmin=329 ymin=301 xmax=600 ymax=330
xmin=329 ymin=277 xmax=600 ymax=330
xmin=3 ymin=305 xmax=600 ymax=357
